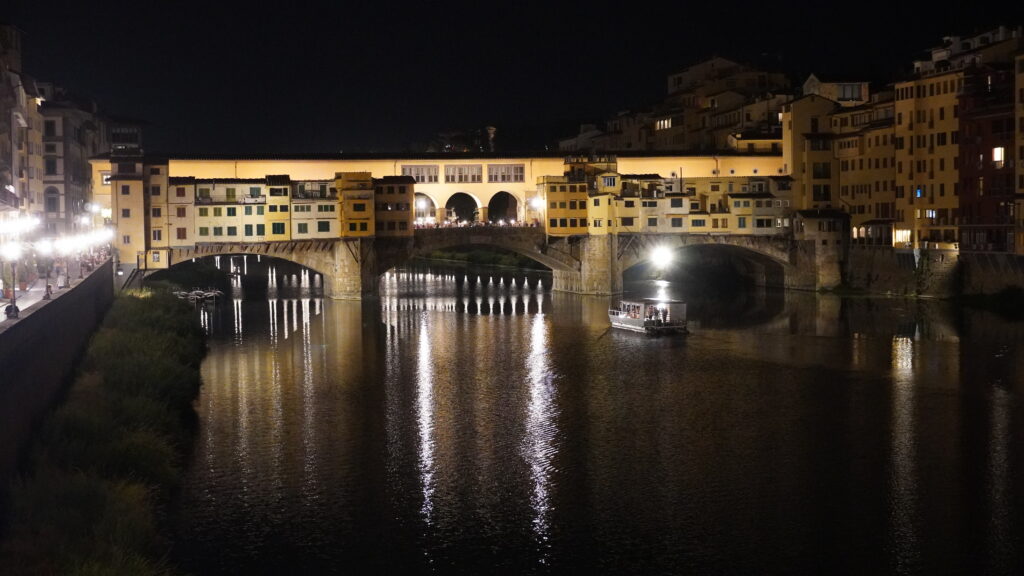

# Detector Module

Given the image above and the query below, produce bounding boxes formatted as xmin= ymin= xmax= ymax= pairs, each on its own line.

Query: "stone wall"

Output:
xmin=845 ymin=245 xmax=960 ymax=297
xmin=0 ymin=262 xmax=114 ymax=481
xmin=959 ymin=253 xmax=1024 ymax=295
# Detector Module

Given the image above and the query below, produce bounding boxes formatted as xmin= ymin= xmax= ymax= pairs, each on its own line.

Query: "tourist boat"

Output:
xmin=608 ymin=298 xmax=688 ymax=335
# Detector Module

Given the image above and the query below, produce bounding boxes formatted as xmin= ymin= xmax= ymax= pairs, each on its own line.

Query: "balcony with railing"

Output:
xmin=195 ymin=194 xmax=266 ymax=205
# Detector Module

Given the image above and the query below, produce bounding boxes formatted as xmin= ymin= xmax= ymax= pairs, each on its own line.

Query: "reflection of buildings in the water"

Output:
xmin=987 ymin=386 xmax=1011 ymax=572
xmin=549 ymin=291 xmax=611 ymax=329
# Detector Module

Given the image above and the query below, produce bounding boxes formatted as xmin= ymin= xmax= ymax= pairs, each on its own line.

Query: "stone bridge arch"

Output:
xmin=443 ymin=192 xmax=482 ymax=222
xmin=168 ymin=242 xmax=336 ymax=291
xmin=372 ymin=227 xmax=579 ymax=277
xmin=614 ymin=233 xmax=797 ymax=289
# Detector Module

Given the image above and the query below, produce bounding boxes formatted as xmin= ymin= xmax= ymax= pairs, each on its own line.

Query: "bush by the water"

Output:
xmin=0 ymin=289 xmax=205 ymax=575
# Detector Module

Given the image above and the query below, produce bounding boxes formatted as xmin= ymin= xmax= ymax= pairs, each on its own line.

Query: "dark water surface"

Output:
xmin=173 ymin=260 xmax=1024 ymax=575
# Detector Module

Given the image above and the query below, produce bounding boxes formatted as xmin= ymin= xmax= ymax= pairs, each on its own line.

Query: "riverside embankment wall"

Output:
xmin=0 ymin=262 xmax=114 ymax=481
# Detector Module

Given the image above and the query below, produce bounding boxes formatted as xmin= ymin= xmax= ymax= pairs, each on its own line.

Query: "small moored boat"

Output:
xmin=608 ymin=298 xmax=687 ymax=335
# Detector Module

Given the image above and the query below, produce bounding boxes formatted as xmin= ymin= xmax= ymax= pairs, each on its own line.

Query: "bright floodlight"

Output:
xmin=36 ymin=239 xmax=53 ymax=256
xmin=1 ymin=242 xmax=23 ymax=261
xmin=416 ymin=198 xmax=428 ymax=210
xmin=530 ymin=197 xmax=544 ymax=210
xmin=651 ymin=245 xmax=673 ymax=269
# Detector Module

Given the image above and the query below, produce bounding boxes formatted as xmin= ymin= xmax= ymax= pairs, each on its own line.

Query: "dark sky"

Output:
xmin=6 ymin=1 xmax=1021 ymax=153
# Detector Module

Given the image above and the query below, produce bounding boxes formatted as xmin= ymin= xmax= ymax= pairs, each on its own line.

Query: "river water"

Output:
xmin=173 ymin=259 xmax=1024 ymax=575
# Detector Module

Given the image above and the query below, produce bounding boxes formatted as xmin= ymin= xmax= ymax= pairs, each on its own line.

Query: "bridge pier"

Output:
xmin=304 ymin=239 xmax=379 ymax=300
xmin=552 ymin=235 xmax=623 ymax=295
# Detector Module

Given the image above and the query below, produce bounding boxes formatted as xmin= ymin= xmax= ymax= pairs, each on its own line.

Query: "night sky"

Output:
xmin=5 ymin=1 xmax=1021 ymax=153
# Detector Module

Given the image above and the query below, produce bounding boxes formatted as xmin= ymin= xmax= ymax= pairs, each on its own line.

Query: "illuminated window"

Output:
xmin=402 ymin=165 xmax=439 ymax=183
xmin=444 ymin=165 xmax=482 ymax=183
xmin=487 ymin=164 xmax=525 ymax=183
xmin=655 ymin=118 xmax=672 ymax=130
xmin=993 ymin=146 xmax=1005 ymax=169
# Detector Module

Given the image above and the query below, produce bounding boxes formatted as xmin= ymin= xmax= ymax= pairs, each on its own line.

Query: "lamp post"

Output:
xmin=529 ymin=196 xmax=544 ymax=227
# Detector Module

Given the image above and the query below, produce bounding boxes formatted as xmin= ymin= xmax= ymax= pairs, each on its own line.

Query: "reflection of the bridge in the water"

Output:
xmin=381 ymin=269 xmax=553 ymax=319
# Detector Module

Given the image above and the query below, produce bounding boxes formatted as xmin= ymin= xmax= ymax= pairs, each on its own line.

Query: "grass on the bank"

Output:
xmin=0 ymin=290 xmax=205 ymax=575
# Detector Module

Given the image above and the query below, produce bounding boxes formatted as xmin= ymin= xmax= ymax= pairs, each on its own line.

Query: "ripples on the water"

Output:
xmin=174 ymin=260 xmax=1024 ymax=575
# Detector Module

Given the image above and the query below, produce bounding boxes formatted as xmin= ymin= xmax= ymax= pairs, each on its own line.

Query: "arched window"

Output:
xmin=44 ymin=187 xmax=60 ymax=213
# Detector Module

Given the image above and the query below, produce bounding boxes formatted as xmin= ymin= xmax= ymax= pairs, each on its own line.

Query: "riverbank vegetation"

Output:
xmin=0 ymin=289 xmax=205 ymax=574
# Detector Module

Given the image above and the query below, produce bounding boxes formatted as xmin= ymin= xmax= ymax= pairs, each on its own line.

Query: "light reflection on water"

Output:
xmin=524 ymin=314 xmax=556 ymax=561
xmin=889 ymin=335 xmax=919 ymax=572
xmin=174 ymin=262 xmax=1024 ymax=575
xmin=416 ymin=315 xmax=436 ymax=525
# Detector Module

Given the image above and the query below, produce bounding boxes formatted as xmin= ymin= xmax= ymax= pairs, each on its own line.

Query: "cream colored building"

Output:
xmin=90 ymin=152 xmax=792 ymax=273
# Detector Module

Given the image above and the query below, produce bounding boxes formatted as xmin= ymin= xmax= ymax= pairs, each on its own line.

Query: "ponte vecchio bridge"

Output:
xmin=165 ymin=225 xmax=843 ymax=299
